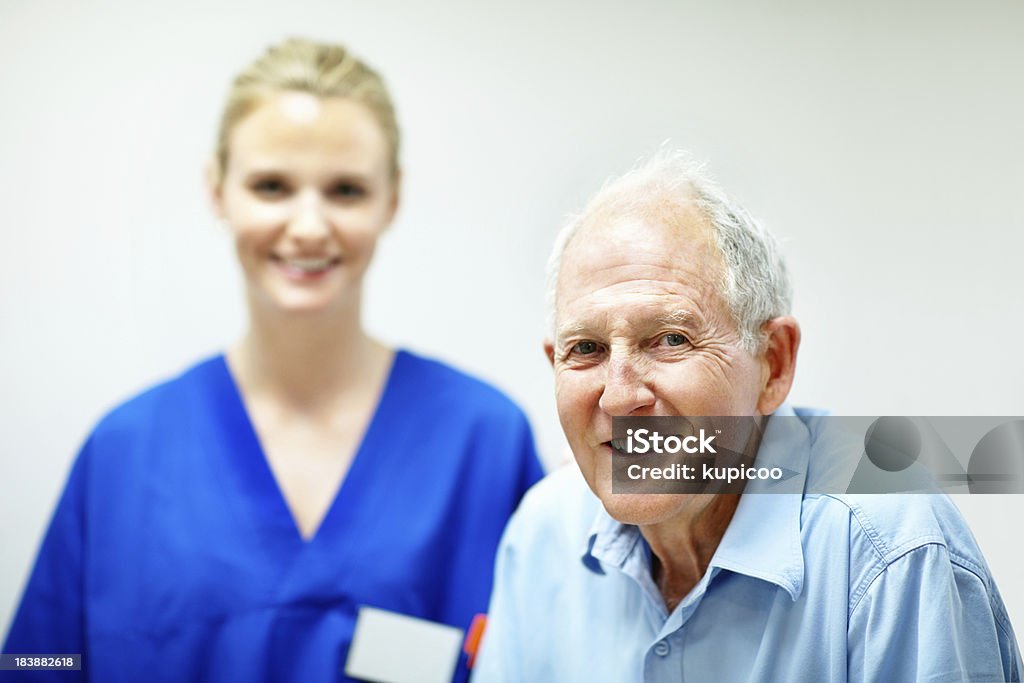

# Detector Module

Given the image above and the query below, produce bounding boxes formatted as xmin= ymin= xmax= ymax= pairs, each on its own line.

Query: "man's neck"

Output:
xmin=640 ymin=493 xmax=741 ymax=612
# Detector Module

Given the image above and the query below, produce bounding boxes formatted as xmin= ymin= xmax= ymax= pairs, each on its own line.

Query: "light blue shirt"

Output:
xmin=474 ymin=406 xmax=1021 ymax=682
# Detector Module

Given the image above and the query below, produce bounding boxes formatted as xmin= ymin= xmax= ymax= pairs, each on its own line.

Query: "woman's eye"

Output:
xmin=329 ymin=182 xmax=365 ymax=199
xmin=662 ymin=333 xmax=688 ymax=347
xmin=572 ymin=341 xmax=599 ymax=355
xmin=251 ymin=179 xmax=288 ymax=197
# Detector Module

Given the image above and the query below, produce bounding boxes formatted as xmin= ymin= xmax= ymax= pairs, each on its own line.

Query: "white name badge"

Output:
xmin=344 ymin=606 xmax=464 ymax=683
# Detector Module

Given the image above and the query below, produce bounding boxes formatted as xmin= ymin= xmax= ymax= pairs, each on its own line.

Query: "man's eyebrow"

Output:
xmin=555 ymin=309 xmax=700 ymax=340
xmin=654 ymin=309 xmax=701 ymax=327
xmin=555 ymin=321 xmax=589 ymax=339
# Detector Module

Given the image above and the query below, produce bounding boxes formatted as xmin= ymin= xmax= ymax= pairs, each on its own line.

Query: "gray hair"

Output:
xmin=546 ymin=150 xmax=792 ymax=352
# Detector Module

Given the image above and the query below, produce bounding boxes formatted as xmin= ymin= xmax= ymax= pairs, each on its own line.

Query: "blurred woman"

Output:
xmin=4 ymin=38 xmax=543 ymax=682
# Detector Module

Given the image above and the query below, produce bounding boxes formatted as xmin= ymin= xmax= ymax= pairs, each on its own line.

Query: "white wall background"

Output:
xmin=2 ymin=0 xmax=1022 ymax=642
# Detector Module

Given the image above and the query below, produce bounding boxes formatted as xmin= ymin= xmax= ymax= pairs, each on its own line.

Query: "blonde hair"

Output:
xmin=214 ymin=37 xmax=400 ymax=179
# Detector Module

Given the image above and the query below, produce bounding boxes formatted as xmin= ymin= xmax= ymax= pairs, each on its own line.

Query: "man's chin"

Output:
xmin=598 ymin=492 xmax=690 ymax=527
xmin=584 ymin=467 xmax=694 ymax=526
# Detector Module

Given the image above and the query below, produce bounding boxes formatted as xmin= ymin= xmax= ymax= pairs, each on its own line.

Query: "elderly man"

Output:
xmin=473 ymin=152 xmax=1021 ymax=682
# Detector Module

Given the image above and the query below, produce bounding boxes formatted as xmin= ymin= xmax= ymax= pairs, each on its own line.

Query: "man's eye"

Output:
xmin=662 ymin=333 xmax=688 ymax=347
xmin=572 ymin=341 xmax=599 ymax=355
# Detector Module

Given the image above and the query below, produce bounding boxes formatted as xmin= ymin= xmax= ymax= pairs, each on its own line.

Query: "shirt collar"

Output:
xmin=581 ymin=403 xmax=811 ymax=601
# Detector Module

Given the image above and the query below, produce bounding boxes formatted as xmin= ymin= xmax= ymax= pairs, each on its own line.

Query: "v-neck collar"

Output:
xmin=209 ymin=349 xmax=405 ymax=551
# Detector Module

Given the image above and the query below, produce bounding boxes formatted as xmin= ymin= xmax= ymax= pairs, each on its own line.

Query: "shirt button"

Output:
xmin=654 ymin=640 xmax=671 ymax=657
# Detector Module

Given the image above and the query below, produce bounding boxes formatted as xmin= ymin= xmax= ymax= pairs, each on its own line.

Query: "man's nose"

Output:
xmin=286 ymin=191 xmax=331 ymax=241
xmin=598 ymin=352 xmax=656 ymax=416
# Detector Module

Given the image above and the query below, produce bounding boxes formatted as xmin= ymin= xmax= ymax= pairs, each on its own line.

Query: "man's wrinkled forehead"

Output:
xmin=555 ymin=211 xmax=725 ymax=313
xmin=552 ymin=210 xmax=729 ymax=335
xmin=561 ymin=217 xmax=675 ymax=276
xmin=557 ymin=301 xmax=707 ymax=343
xmin=564 ymin=195 xmax=719 ymax=265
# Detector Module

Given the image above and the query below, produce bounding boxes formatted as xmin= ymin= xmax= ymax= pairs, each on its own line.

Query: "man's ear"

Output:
xmin=543 ymin=339 xmax=555 ymax=368
xmin=205 ymin=158 xmax=225 ymax=219
xmin=756 ymin=316 xmax=801 ymax=415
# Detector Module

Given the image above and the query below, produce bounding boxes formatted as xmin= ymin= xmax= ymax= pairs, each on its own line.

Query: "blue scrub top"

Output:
xmin=4 ymin=350 xmax=544 ymax=682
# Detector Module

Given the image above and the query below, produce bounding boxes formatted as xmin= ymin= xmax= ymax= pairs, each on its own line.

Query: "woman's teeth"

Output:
xmin=282 ymin=257 xmax=335 ymax=272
